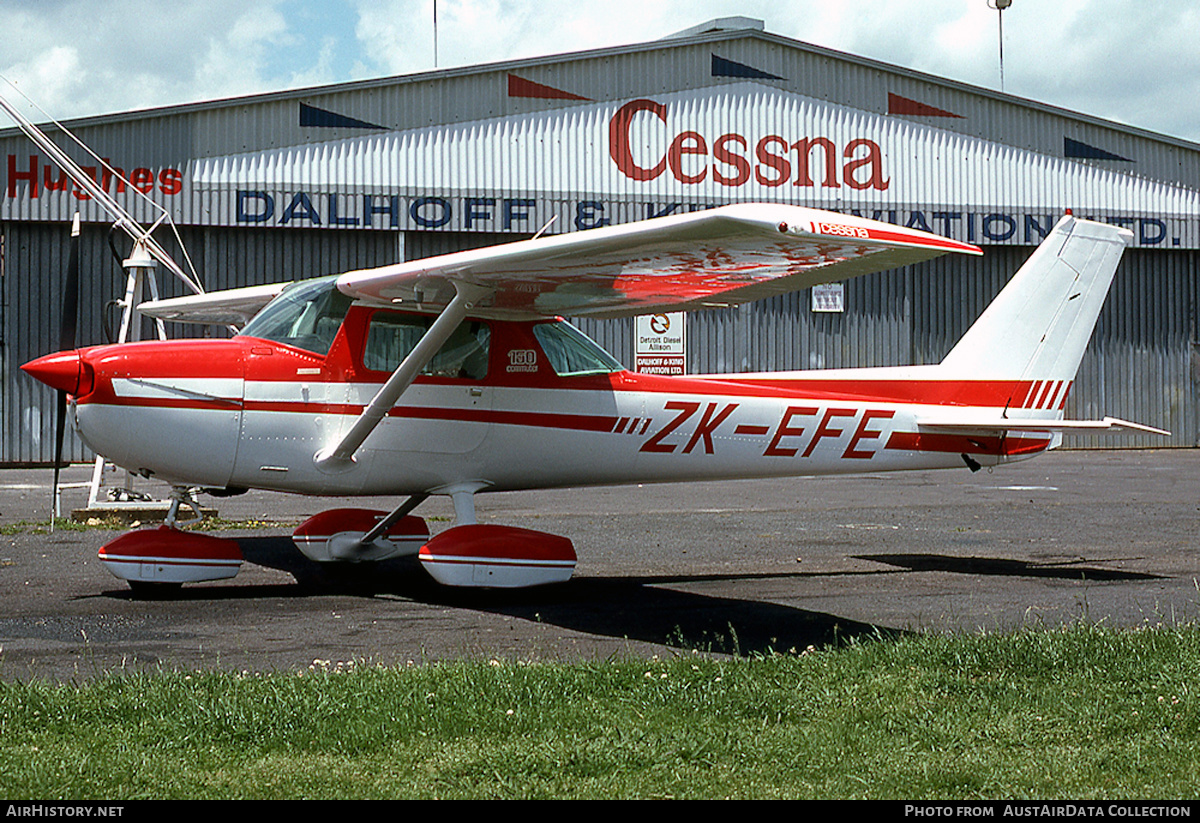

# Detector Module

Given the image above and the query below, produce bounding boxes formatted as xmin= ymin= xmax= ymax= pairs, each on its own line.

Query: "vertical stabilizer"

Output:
xmin=939 ymin=216 xmax=1131 ymax=385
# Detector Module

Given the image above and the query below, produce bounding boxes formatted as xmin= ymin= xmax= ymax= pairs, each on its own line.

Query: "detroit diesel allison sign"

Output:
xmin=635 ymin=312 xmax=686 ymax=376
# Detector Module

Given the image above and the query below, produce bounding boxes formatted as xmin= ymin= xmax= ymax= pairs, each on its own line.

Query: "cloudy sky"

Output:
xmin=1 ymin=0 xmax=1197 ymax=143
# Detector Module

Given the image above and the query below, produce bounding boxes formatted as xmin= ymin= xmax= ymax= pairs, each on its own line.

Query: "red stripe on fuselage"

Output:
xmin=665 ymin=375 xmax=1035 ymax=407
xmin=243 ymin=401 xmax=619 ymax=433
xmin=83 ymin=371 xmax=1051 ymax=426
xmin=91 ymin=391 xmax=623 ymax=434
xmin=83 ymin=372 xmax=1045 ymax=410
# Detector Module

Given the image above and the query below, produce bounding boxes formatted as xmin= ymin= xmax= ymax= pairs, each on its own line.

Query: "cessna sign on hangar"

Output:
xmin=7 ymin=83 xmax=1195 ymax=249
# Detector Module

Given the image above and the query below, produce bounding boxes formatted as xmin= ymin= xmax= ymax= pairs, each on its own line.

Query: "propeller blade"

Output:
xmin=51 ymin=214 xmax=81 ymax=524
xmin=52 ymin=390 xmax=66 ymax=520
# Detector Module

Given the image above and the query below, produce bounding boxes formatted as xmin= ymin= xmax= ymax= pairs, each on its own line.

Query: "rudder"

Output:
xmin=938 ymin=215 xmax=1131 ymax=386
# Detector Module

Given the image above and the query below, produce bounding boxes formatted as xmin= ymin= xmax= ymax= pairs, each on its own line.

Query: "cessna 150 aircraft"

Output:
xmin=22 ymin=199 xmax=1168 ymax=592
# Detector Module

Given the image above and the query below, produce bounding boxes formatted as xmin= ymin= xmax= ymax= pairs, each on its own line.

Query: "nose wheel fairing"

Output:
xmin=98 ymin=526 xmax=243 ymax=586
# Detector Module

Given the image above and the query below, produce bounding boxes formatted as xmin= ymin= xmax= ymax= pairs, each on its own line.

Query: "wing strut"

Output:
xmin=314 ymin=281 xmax=491 ymax=472
xmin=359 ymin=493 xmax=430 ymax=545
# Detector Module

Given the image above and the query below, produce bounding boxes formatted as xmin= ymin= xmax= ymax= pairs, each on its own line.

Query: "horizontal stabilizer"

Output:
xmin=916 ymin=417 xmax=1170 ymax=437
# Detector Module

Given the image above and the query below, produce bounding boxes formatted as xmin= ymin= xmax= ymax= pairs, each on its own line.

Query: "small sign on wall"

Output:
xmin=812 ymin=283 xmax=845 ymax=312
xmin=635 ymin=312 xmax=686 ymax=375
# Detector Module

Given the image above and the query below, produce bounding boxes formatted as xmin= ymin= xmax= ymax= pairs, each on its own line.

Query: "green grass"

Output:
xmin=1 ymin=623 xmax=1197 ymax=799
xmin=0 ymin=516 xmax=290 ymax=535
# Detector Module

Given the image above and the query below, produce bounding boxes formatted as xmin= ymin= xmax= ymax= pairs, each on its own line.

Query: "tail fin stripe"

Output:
xmin=1035 ymin=380 xmax=1054 ymax=408
xmin=1045 ymin=381 xmax=1065 ymax=410
xmin=1021 ymin=380 xmax=1042 ymax=409
xmin=1057 ymin=384 xmax=1072 ymax=410
xmin=1034 ymin=382 xmax=1046 ymax=409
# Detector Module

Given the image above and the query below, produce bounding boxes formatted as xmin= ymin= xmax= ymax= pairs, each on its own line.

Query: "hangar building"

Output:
xmin=2 ymin=17 xmax=1198 ymax=464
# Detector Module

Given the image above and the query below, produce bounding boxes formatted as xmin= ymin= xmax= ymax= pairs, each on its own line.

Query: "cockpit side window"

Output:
xmin=238 ymin=276 xmax=352 ymax=356
xmin=363 ymin=313 xmax=490 ymax=380
xmin=532 ymin=321 xmax=623 ymax=376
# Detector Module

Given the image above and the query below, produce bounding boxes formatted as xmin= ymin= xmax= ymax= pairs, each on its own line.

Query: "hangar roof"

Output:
xmin=3 ymin=16 xmax=1197 ymax=160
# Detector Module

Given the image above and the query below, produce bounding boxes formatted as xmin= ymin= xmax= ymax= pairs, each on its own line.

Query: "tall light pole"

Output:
xmin=988 ymin=0 xmax=1013 ymax=91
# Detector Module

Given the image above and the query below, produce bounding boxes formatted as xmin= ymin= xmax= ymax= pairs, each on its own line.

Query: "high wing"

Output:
xmin=140 ymin=282 xmax=288 ymax=326
xmin=144 ymin=204 xmax=980 ymax=325
xmin=336 ymin=203 xmax=980 ymax=319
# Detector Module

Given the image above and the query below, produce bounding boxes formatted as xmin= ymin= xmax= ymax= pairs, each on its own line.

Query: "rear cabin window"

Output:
xmin=363 ymin=313 xmax=490 ymax=380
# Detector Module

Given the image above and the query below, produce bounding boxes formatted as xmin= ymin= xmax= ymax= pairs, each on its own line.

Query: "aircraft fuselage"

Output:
xmin=55 ymin=303 xmax=1051 ymax=498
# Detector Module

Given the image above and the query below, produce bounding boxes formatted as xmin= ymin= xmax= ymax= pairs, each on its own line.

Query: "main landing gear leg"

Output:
xmin=358 ymin=493 xmax=430 ymax=547
xmin=449 ymin=487 xmax=478 ymax=526
xmin=97 ymin=484 xmax=242 ymax=594
xmin=164 ymin=486 xmax=204 ymax=528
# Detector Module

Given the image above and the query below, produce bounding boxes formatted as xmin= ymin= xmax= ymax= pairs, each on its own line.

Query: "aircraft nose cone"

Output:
xmin=22 ymin=350 xmax=84 ymax=394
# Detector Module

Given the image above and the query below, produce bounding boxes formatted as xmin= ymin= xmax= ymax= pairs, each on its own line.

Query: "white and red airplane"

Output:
xmin=21 ymin=202 xmax=1167 ymax=592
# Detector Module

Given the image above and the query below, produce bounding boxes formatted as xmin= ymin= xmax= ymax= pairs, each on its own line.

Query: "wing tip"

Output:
xmin=759 ymin=205 xmax=981 ymax=256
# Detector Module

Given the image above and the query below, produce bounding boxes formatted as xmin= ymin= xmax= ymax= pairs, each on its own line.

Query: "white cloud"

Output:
xmin=352 ymin=0 xmax=434 ymax=75
xmin=0 ymin=0 xmax=328 ymax=118
xmin=3 ymin=45 xmax=82 ymax=112
xmin=0 ymin=0 xmax=1196 ymax=143
xmin=351 ymin=0 xmax=694 ymax=75
xmin=192 ymin=6 xmax=296 ymax=100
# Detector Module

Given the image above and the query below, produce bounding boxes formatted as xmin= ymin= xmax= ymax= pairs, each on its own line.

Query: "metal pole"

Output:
xmin=991 ymin=0 xmax=1013 ymax=92
xmin=998 ymin=7 xmax=1005 ymax=91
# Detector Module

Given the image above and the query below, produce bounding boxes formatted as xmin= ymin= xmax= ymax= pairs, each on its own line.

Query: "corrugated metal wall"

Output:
xmin=1065 ymin=249 xmax=1199 ymax=448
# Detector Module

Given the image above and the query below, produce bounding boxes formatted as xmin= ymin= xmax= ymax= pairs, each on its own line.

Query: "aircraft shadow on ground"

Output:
xmin=857 ymin=553 xmax=1162 ymax=581
xmin=103 ymin=536 xmax=1159 ymax=658
xmin=99 ymin=535 xmax=897 ymax=655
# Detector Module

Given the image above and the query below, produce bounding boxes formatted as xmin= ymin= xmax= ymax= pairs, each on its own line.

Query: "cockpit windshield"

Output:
xmin=238 ymin=276 xmax=352 ymax=356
